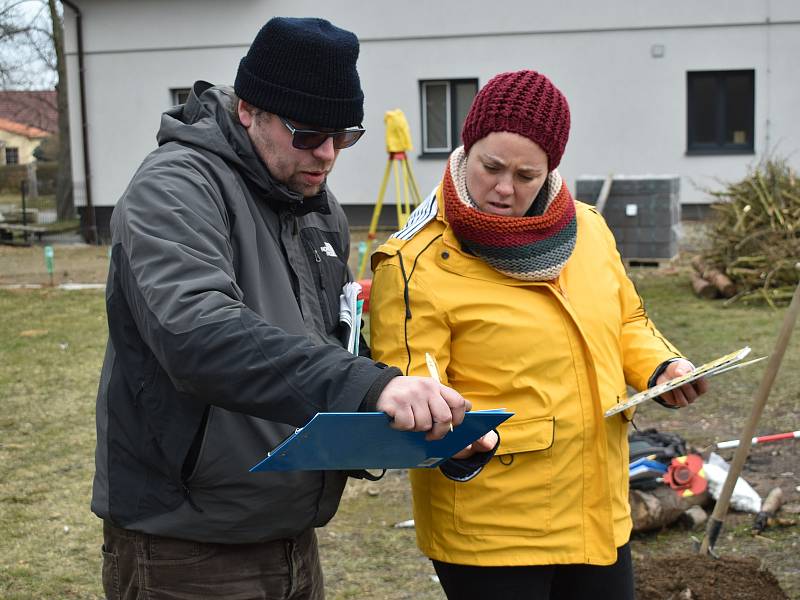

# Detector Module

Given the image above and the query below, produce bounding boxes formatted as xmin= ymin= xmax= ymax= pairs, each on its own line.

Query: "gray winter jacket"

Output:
xmin=91 ymin=81 xmax=398 ymax=543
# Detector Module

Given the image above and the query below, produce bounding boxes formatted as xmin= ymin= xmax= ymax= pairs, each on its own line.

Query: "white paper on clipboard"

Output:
xmin=604 ymin=346 xmax=760 ymax=418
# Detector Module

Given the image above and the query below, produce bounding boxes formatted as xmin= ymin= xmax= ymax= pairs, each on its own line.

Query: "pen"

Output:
xmin=425 ymin=352 xmax=453 ymax=432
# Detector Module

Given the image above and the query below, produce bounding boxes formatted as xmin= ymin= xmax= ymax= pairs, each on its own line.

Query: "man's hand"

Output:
xmin=451 ymin=430 xmax=499 ymax=460
xmin=656 ymin=359 xmax=709 ymax=408
xmin=375 ymin=376 xmax=471 ymax=441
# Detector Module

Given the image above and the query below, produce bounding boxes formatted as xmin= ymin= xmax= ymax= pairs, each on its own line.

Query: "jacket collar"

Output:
xmin=255 ymin=178 xmax=332 ymax=217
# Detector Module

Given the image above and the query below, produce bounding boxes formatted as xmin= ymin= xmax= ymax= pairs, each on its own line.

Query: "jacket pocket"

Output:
xmin=495 ymin=415 xmax=555 ymax=456
xmin=454 ymin=416 xmax=554 ymax=537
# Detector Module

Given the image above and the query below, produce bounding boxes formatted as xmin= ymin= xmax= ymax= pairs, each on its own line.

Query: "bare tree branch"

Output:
xmin=0 ymin=0 xmax=56 ymax=89
xmin=0 ymin=0 xmax=71 ymax=219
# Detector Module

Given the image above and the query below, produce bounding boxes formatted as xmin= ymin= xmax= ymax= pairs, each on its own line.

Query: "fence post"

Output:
xmin=27 ymin=162 xmax=39 ymax=199
xmin=20 ymin=179 xmax=29 ymax=244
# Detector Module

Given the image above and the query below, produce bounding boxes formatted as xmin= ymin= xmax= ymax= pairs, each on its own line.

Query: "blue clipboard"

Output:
xmin=250 ymin=409 xmax=514 ymax=472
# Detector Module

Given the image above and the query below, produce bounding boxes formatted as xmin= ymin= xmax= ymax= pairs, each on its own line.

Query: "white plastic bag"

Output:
xmin=703 ymin=452 xmax=762 ymax=513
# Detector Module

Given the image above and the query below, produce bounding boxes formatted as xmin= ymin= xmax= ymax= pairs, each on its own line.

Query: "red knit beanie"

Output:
xmin=461 ymin=70 xmax=570 ymax=170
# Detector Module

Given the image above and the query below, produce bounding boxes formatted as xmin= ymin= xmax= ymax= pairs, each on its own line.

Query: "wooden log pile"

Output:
xmin=690 ymin=256 xmax=736 ymax=299
xmin=696 ymin=159 xmax=800 ymax=306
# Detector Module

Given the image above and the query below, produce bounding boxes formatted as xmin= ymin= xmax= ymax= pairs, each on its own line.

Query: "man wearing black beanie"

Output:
xmin=92 ymin=17 xmax=471 ymax=599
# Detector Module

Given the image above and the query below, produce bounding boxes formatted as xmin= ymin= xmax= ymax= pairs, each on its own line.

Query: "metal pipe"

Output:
xmin=61 ymin=0 xmax=96 ymax=243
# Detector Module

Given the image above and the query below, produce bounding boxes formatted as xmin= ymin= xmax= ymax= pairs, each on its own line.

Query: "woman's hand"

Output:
xmin=656 ymin=359 xmax=709 ymax=408
xmin=451 ymin=430 xmax=499 ymax=460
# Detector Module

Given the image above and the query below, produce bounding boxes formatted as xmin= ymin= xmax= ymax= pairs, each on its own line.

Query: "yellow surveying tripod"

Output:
xmin=356 ymin=109 xmax=423 ymax=280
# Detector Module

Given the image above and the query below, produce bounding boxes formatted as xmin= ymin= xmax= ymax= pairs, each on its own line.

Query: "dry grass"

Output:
xmin=0 ymin=245 xmax=110 ymax=286
xmin=0 ymin=289 xmax=107 ymax=599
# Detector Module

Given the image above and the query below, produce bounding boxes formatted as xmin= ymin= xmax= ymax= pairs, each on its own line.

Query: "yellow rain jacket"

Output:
xmin=370 ymin=188 xmax=681 ymax=566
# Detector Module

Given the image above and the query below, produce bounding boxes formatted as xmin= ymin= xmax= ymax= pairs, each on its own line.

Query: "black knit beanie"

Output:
xmin=234 ymin=17 xmax=364 ymax=129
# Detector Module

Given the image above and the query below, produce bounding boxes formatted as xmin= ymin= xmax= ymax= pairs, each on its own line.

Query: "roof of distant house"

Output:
xmin=0 ymin=117 xmax=50 ymax=139
xmin=0 ymin=91 xmax=58 ymax=134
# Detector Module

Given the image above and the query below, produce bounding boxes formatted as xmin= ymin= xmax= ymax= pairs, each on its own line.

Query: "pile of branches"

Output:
xmin=699 ymin=158 xmax=800 ymax=306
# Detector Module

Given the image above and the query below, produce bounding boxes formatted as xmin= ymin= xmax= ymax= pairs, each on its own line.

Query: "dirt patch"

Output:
xmin=635 ymin=553 xmax=788 ymax=599
xmin=628 ymin=439 xmax=800 ymax=598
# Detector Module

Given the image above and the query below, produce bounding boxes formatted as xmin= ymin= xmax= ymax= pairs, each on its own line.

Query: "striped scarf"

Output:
xmin=443 ymin=147 xmax=577 ymax=281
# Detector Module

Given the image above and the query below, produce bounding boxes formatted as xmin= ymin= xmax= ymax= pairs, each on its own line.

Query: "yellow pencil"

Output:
xmin=425 ymin=352 xmax=453 ymax=432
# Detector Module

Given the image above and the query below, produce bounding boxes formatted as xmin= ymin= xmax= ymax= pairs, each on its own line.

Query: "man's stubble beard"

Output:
xmin=250 ymin=120 xmax=330 ymax=198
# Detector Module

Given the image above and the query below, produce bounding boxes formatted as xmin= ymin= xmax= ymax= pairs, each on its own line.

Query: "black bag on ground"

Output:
xmin=628 ymin=428 xmax=688 ymax=490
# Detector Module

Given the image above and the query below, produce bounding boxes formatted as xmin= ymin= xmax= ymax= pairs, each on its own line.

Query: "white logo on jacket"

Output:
xmin=320 ymin=242 xmax=338 ymax=257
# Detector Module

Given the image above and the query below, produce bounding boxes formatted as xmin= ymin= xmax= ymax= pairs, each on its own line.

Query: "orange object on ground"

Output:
xmin=664 ymin=454 xmax=708 ymax=497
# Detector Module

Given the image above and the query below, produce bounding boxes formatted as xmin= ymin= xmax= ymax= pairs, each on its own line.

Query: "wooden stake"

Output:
xmin=699 ymin=267 xmax=800 ymax=555
xmin=594 ymin=174 xmax=613 ymax=215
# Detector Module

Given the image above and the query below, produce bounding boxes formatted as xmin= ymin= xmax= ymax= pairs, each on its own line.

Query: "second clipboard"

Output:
xmin=604 ymin=346 xmax=764 ymax=417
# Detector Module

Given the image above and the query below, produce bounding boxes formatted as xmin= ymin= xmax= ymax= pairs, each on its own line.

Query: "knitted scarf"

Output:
xmin=443 ymin=147 xmax=577 ymax=281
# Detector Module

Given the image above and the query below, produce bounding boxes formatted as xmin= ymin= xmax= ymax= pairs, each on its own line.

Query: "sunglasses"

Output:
xmin=279 ymin=116 xmax=365 ymax=150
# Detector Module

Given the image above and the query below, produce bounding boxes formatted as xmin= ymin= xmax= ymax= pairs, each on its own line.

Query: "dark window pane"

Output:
xmin=690 ymin=75 xmax=718 ymax=145
xmin=171 ymin=88 xmax=191 ymax=106
xmin=687 ymin=70 xmax=754 ymax=153
xmin=5 ymin=147 xmax=19 ymax=164
xmin=454 ymin=81 xmax=478 ymax=143
xmin=725 ymin=73 xmax=754 ymax=145
xmin=424 ymin=83 xmax=449 ymax=150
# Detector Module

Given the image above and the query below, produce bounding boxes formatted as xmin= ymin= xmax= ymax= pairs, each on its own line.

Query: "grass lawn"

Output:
xmin=0 ymin=289 xmax=107 ymax=599
xmin=0 ymin=251 xmax=798 ymax=598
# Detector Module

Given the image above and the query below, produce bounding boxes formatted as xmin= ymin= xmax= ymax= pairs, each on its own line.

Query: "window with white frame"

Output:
xmin=420 ymin=79 xmax=478 ymax=155
xmin=171 ymin=87 xmax=191 ymax=106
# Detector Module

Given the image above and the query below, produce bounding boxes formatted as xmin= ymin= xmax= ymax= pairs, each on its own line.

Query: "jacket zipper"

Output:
xmin=301 ymin=236 xmax=325 ymax=291
xmin=182 ymin=483 xmax=204 ymax=513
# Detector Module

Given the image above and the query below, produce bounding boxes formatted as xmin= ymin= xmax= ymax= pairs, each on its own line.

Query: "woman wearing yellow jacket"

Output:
xmin=369 ymin=70 xmax=708 ymax=599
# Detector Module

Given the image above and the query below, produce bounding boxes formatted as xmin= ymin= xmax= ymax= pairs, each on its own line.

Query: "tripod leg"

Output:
xmin=400 ymin=160 xmax=411 ymax=223
xmin=358 ymin=159 xmax=393 ymax=280
xmin=392 ymin=159 xmax=405 ymax=228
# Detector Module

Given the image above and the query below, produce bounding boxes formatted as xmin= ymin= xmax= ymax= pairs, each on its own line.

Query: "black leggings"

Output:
xmin=432 ymin=543 xmax=634 ymax=600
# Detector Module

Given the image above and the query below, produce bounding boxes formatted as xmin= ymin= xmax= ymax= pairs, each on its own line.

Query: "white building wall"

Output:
xmin=63 ymin=0 xmax=800 ymax=216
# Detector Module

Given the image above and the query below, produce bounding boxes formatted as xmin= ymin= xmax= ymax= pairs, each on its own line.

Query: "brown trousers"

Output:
xmin=101 ymin=521 xmax=324 ymax=600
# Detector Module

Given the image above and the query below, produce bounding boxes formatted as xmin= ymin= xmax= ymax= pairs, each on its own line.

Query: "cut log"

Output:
xmin=753 ymin=487 xmax=785 ymax=533
xmin=630 ymin=486 xmax=710 ymax=532
xmin=691 ymin=255 xmax=707 ymax=274
xmin=703 ymin=268 xmax=737 ymax=298
xmin=680 ymin=505 xmax=708 ymax=530
xmin=691 ymin=272 xmax=719 ymax=299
